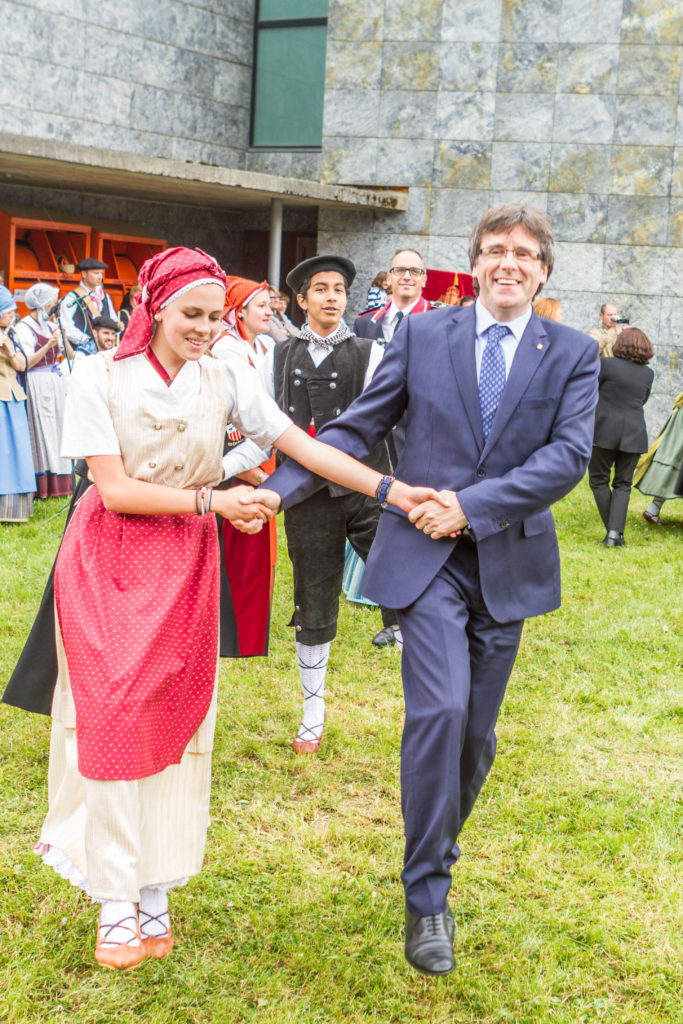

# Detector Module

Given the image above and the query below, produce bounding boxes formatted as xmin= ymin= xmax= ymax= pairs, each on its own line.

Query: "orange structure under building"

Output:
xmin=0 ymin=206 xmax=165 ymax=316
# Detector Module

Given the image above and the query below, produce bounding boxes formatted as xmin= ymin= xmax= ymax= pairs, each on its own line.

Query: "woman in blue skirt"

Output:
xmin=0 ymin=286 xmax=36 ymax=522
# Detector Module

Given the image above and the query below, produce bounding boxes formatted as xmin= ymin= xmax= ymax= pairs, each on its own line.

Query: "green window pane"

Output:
xmin=252 ymin=25 xmax=327 ymax=147
xmin=258 ymin=0 xmax=328 ymax=21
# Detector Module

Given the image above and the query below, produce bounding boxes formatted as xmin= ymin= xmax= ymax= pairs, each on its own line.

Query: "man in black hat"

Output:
xmin=71 ymin=315 xmax=119 ymax=364
xmin=269 ymin=254 xmax=397 ymax=755
xmin=60 ymin=258 xmax=120 ymax=355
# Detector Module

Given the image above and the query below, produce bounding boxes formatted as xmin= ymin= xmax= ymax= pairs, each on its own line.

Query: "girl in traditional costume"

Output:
xmin=212 ymin=277 xmax=278 ymax=657
xmin=636 ymin=392 xmax=683 ymax=524
xmin=0 ymin=287 xmax=36 ymax=522
xmin=13 ymin=283 xmax=72 ymax=497
xmin=28 ymin=247 xmax=440 ymax=969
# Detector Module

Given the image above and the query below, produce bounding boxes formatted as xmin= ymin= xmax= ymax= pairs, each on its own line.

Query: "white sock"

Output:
xmin=98 ymin=899 xmax=140 ymax=947
xmin=394 ymin=627 xmax=404 ymax=653
xmin=296 ymin=641 xmax=329 ymax=741
xmin=139 ymin=886 xmax=170 ymax=937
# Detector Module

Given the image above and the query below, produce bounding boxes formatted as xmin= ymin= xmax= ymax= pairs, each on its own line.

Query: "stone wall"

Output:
xmin=0 ymin=0 xmax=321 ymax=204
xmin=0 ymin=0 xmax=255 ymax=168
xmin=319 ymin=0 xmax=683 ymax=429
xmin=3 ymin=0 xmax=681 ymax=425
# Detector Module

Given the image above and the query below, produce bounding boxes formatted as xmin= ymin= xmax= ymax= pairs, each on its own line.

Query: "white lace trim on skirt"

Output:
xmin=33 ymin=841 xmax=189 ymax=902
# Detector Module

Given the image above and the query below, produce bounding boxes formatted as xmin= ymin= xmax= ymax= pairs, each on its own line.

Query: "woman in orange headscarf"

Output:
xmin=211 ymin=277 xmax=278 ymax=657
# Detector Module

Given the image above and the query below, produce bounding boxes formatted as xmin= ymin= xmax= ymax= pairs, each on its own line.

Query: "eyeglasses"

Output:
xmin=476 ymin=246 xmax=543 ymax=263
xmin=389 ymin=266 xmax=426 ymax=278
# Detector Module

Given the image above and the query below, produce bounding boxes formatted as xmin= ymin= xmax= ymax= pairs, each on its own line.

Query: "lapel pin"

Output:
xmin=537 ymin=343 xmax=543 ymax=350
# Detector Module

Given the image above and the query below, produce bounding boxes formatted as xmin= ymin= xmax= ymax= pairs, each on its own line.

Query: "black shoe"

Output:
xmin=642 ymin=509 xmax=660 ymax=525
xmin=603 ymin=530 xmax=625 ymax=547
xmin=405 ymin=908 xmax=455 ymax=976
xmin=372 ymin=626 xmax=396 ymax=648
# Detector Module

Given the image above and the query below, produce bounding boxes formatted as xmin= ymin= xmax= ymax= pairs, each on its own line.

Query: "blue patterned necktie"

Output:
xmin=479 ymin=323 xmax=509 ymax=441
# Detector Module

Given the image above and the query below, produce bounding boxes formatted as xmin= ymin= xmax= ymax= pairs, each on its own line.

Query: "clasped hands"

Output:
xmin=231 ymin=484 xmax=467 ymax=540
xmin=213 ymin=484 xmax=280 ymax=534
xmin=407 ymin=489 xmax=468 ymax=539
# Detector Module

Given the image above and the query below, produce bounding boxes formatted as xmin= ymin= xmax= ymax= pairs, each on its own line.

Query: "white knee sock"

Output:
xmin=394 ymin=627 xmax=404 ymax=653
xmin=296 ymin=641 xmax=330 ymax=741
xmin=98 ymin=899 xmax=140 ymax=946
xmin=139 ymin=886 xmax=170 ymax=937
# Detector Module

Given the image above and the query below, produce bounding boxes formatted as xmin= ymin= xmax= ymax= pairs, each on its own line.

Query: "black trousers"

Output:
xmin=284 ymin=487 xmax=395 ymax=645
xmin=588 ymin=446 xmax=641 ymax=534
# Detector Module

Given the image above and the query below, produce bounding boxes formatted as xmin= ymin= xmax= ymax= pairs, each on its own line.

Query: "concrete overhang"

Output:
xmin=0 ymin=133 xmax=408 ymax=214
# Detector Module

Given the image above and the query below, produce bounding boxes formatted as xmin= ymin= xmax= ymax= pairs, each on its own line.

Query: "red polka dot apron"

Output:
xmin=54 ymin=354 xmax=227 ymax=780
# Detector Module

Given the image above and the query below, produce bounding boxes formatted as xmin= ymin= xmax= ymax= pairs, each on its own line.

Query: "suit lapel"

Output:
xmin=484 ymin=314 xmax=549 ymax=452
xmin=447 ymin=306 xmax=484 ymax=451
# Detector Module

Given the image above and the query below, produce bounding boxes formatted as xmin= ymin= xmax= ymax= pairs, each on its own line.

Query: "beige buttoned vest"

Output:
xmin=103 ymin=351 xmax=227 ymax=488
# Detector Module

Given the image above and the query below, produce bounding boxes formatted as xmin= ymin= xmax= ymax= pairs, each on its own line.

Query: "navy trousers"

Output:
xmin=397 ymin=536 xmax=523 ymax=917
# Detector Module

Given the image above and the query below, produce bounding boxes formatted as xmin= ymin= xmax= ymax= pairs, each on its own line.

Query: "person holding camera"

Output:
xmin=588 ymin=301 xmax=628 ymax=358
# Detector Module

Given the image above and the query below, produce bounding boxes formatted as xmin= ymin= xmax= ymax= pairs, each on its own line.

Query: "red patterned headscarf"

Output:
xmin=223 ymin=275 xmax=269 ymax=341
xmin=115 ymin=246 xmax=227 ymax=360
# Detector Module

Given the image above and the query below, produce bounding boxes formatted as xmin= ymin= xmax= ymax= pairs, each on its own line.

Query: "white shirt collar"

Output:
xmin=385 ymin=297 xmax=421 ymax=322
xmin=475 ymin=300 xmax=533 ymax=343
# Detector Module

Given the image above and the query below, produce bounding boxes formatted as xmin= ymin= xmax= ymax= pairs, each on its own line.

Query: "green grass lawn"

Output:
xmin=0 ymin=482 xmax=681 ymax=1023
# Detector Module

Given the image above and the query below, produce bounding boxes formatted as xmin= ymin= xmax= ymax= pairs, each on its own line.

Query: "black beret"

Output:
xmin=76 ymin=257 xmax=108 ymax=271
xmin=286 ymin=254 xmax=356 ymax=295
xmin=92 ymin=315 xmax=118 ymax=331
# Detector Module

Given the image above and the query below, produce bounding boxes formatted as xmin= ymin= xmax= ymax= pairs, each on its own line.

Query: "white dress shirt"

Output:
xmin=381 ymin=297 xmax=422 ymax=345
xmin=474 ymin=301 xmax=533 ymax=381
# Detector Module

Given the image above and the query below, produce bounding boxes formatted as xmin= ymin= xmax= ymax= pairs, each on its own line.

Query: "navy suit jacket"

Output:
xmin=268 ymin=304 xmax=600 ymax=623
xmin=353 ymin=295 xmax=433 ymax=341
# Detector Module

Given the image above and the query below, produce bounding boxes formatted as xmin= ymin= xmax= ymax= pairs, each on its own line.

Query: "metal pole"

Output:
xmin=268 ymin=197 xmax=283 ymax=287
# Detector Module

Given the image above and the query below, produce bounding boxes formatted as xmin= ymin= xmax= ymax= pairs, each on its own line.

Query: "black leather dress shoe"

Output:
xmin=372 ymin=626 xmax=396 ymax=648
xmin=603 ymin=530 xmax=625 ymax=547
xmin=405 ymin=908 xmax=455 ymax=976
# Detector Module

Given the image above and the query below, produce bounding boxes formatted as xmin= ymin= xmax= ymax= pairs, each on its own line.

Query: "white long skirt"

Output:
xmin=36 ymin=617 xmax=218 ymax=902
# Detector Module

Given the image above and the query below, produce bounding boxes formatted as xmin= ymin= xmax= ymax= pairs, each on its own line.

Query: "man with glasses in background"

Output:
xmin=354 ymin=249 xmax=434 ymax=647
xmin=249 ymin=205 xmax=599 ymax=975
xmin=354 ymin=248 xmax=433 ymax=345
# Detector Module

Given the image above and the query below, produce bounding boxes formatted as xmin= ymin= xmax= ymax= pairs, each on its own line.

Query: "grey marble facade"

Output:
xmin=0 ymin=0 xmax=256 ymax=168
xmin=319 ymin=0 xmax=683 ymax=430
xmin=2 ymin=0 xmax=682 ymax=428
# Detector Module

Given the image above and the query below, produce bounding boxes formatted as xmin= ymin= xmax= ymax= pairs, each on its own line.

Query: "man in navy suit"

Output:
xmin=353 ymin=247 xmax=433 ymax=344
xmin=244 ymin=205 xmax=599 ymax=975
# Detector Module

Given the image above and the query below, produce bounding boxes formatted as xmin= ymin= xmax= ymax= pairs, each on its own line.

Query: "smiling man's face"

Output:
xmin=473 ymin=225 xmax=548 ymax=323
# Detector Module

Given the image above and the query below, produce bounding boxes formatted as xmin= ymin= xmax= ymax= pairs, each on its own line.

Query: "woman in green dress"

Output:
xmin=635 ymin=393 xmax=683 ymax=524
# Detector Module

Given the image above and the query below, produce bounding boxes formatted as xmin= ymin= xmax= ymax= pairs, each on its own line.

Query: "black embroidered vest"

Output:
xmin=273 ymin=336 xmax=391 ymax=496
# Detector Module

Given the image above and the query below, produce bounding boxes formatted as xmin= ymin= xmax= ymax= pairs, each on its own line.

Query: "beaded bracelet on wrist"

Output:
xmin=375 ymin=474 xmax=395 ymax=508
